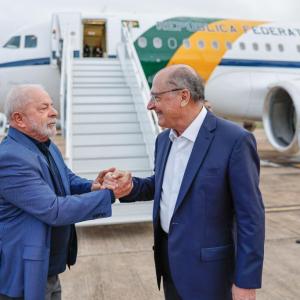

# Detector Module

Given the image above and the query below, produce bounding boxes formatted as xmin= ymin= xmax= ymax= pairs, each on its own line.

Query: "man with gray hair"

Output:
xmin=103 ymin=64 xmax=265 ymax=300
xmin=0 ymin=84 xmax=122 ymax=300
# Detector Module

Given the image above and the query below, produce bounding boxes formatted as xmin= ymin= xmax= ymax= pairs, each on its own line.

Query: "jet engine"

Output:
xmin=263 ymin=81 xmax=300 ymax=155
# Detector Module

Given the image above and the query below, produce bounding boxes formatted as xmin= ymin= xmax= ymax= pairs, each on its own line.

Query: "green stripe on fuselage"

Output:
xmin=134 ymin=17 xmax=221 ymax=86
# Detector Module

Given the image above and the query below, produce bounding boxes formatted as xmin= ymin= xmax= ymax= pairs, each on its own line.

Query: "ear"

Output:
xmin=11 ymin=112 xmax=26 ymax=128
xmin=180 ymin=100 xmax=189 ymax=107
xmin=180 ymin=89 xmax=190 ymax=107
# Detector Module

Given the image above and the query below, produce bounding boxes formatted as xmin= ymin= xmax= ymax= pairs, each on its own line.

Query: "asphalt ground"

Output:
xmin=2 ymin=128 xmax=299 ymax=299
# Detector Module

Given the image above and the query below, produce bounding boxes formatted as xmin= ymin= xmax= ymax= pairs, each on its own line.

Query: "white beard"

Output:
xmin=28 ymin=117 xmax=57 ymax=139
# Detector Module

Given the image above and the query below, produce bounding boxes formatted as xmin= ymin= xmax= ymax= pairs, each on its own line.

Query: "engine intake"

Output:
xmin=263 ymin=82 xmax=300 ymax=155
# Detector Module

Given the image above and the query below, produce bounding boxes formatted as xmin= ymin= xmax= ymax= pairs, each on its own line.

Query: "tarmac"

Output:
xmin=57 ymin=128 xmax=300 ymax=300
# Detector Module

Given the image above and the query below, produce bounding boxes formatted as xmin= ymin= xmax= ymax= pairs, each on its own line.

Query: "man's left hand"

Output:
xmin=102 ymin=170 xmax=133 ymax=198
xmin=91 ymin=167 xmax=116 ymax=191
xmin=232 ymin=284 xmax=256 ymax=300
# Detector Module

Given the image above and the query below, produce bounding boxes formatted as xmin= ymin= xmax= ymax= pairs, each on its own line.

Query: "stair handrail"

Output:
xmin=122 ymin=25 xmax=161 ymax=133
xmin=51 ymin=14 xmax=62 ymax=68
xmin=59 ymin=28 xmax=74 ymax=166
xmin=118 ymin=24 xmax=161 ymax=165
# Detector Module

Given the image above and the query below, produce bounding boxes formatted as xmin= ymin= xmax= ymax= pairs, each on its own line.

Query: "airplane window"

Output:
xmin=183 ymin=39 xmax=191 ymax=49
xmin=212 ymin=40 xmax=219 ymax=50
xmin=265 ymin=43 xmax=271 ymax=51
xmin=25 ymin=35 xmax=37 ymax=48
xmin=239 ymin=42 xmax=246 ymax=50
xmin=168 ymin=38 xmax=177 ymax=49
xmin=297 ymin=45 xmax=300 ymax=52
xmin=198 ymin=40 xmax=205 ymax=49
xmin=252 ymin=43 xmax=259 ymax=51
xmin=3 ymin=35 xmax=21 ymax=49
xmin=137 ymin=37 xmax=147 ymax=48
xmin=153 ymin=37 xmax=162 ymax=49
xmin=278 ymin=44 xmax=284 ymax=52
xmin=226 ymin=42 xmax=232 ymax=50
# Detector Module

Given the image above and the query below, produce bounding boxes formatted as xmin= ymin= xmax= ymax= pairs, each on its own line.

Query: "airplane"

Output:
xmin=0 ymin=12 xmax=299 ymax=158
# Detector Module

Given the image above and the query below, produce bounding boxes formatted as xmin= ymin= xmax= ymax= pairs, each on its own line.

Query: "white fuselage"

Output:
xmin=1 ymin=15 xmax=300 ymax=154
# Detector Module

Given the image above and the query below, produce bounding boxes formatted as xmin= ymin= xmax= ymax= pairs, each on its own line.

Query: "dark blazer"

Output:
xmin=0 ymin=127 xmax=113 ymax=299
xmin=121 ymin=112 xmax=265 ymax=300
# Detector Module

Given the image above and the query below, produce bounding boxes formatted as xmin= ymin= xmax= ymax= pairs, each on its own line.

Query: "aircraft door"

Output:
xmin=82 ymin=20 xmax=106 ymax=58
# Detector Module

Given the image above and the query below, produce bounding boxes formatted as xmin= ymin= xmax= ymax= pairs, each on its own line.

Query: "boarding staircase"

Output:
xmin=58 ymin=20 xmax=160 ymax=225
xmin=71 ymin=58 xmax=152 ymax=179
xmin=71 ymin=58 xmax=155 ymax=225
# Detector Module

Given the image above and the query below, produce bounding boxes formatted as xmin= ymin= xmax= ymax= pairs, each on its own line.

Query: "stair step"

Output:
xmin=73 ymin=133 xmax=144 ymax=146
xmin=73 ymin=65 xmax=121 ymax=71
xmin=73 ymin=123 xmax=141 ymax=134
xmin=72 ymin=76 xmax=126 ymax=84
xmin=73 ymin=83 xmax=128 ymax=88
xmin=73 ymin=87 xmax=131 ymax=96
xmin=72 ymin=157 xmax=151 ymax=173
xmin=73 ymin=58 xmax=120 ymax=65
xmin=73 ymin=144 xmax=147 ymax=158
xmin=73 ymin=103 xmax=135 ymax=113
xmin=73 ymin=95 xmax=132 ymax=104
xmin=73 ymin=112 xmax=138 ymax=123
xmin=73 ymin=70 xmax=123 ymax=77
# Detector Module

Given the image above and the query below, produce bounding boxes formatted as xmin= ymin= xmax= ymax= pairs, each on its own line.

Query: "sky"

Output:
xmin=0 ymin=0 xmax=299 ymax=43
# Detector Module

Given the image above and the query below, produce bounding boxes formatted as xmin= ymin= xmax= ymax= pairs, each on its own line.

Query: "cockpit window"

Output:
xmin=3 ymin=36 xmax=21 ymax=49
xmin=25 ymin=35 xmax=37 ymax=48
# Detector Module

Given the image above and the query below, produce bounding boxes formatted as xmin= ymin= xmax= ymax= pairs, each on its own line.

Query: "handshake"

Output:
xmin=91 ymin=167 xmax=133 ymax=199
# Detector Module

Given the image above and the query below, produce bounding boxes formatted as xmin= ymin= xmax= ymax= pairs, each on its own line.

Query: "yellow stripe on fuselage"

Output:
xmin=168 ymin=19 xmax=266 ymax=81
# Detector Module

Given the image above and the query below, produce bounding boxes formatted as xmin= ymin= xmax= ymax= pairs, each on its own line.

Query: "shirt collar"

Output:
xmin=169 ymin=106 xmax=207 ymax=142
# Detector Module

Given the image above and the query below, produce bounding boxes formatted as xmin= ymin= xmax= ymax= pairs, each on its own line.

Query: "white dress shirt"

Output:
xmin=160 ymin=106 xmax=207 ymax=233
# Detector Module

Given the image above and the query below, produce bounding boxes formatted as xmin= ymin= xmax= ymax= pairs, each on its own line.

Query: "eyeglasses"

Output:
xmin=149 ymin=88 xmax=184 ymax=104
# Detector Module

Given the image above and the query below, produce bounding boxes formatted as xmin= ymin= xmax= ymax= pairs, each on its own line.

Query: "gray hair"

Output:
xmin=5 ymin=84 xmax=46 ymax=121
xmin=167 ymin=65 xmax=205 ymax=102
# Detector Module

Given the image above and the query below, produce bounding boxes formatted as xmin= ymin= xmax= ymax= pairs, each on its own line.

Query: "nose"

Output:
xmin=147 ymin=99 xmax=155 ymax=110
xmin=50 ymin=105 xmax=58 ymax=117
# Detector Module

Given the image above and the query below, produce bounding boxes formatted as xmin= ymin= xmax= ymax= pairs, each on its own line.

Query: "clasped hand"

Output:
xmin=91 ymin=167 xmax=133 ymax=199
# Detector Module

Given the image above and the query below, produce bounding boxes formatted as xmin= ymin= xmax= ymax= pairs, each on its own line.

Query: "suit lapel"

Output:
xmin=8 ymin=127 xmax=52 ymax=171
xmin=153 ymin=133 xmax=172 ymax=223
xmin=8 ymin=127 xmax=69 ymax=194
xmin=174 ymin=112 xmax=217 ymax=213
xmin=8 ymin=127 xmax=44 ymax=157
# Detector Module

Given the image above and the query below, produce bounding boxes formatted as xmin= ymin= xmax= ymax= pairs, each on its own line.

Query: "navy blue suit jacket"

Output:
xmin=0 ymin=127 xmax=113 ymax=299
xmin=121 ymin=112 xmax=265 ymax=300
